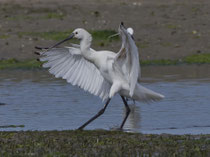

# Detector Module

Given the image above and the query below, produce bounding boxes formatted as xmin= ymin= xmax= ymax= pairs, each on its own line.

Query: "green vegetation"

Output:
xmin=1 ymin=53 xmax=210 ymax=70
xmin=0 ymin=59 xmax=41 ymax=70
xmin=141 ymin=59 xmax=179 ymax=65
xmin=0 ymin=130 xmax=210 ymax=156
xmin=141 ymin=53 xmax=210 ymax=66
xmin=0 ymin=34 xmax=10 ymax=39
xmin=165 ymin=24 xmax=180 ymax=29
xmin=0 ymin=125 xmax=25 ymax=128
xmin=91 ymin=30 xmax=118 ymax=41
xmin=184 ymin=53 xmax=210 ymax=64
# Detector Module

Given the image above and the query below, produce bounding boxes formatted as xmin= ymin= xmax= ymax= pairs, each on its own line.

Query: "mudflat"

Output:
xmin=0 ymin=0 xmax=210 ymax=60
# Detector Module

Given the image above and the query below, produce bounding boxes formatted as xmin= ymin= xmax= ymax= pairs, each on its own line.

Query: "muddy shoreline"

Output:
xmin=0 ymin=0 xmax=210 ymax=61
xmin=0 ymin=130 xmax=210 ymax=156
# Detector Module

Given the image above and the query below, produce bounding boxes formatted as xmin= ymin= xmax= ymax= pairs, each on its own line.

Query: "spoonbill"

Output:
xmin=35 ymin=23 xmax=164 ymax=130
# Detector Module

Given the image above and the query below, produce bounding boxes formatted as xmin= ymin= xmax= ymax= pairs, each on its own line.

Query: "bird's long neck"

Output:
xmin=80 ymin=35 xmax=94 ymax=62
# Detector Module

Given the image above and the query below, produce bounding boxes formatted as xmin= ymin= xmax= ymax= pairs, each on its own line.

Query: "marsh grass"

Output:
xmin=0 ymin=59 xmax=41 ymax=70
xmin=0 ymin=130 xmax=210 ymax=156
xmin=141 ymin=59 xmax=179 ymax=65
xmin=165 ymin=24 xmax=180 ymax=29
xmin=1 ymin=53 xmax=210 ymax=70
xmin=141 ymin=53 xmax=210 ymax=66
xmin=184 ymin=53 xmax=210 ymax=64
xmin=0 ymin=34 xmax=10 ymax=39
xmin=0 ymin=125 xmax=25 ymax=128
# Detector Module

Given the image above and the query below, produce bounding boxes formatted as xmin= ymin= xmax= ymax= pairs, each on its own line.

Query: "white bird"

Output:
xmin=35 ymin=23 xmax=164 ymax=130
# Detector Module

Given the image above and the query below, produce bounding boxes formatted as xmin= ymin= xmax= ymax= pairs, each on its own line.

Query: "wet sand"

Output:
xmin=0 ymin=0 xmax=210 ymax=60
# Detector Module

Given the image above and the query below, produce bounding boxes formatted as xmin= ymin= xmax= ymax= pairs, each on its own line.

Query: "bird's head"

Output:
xmin=72 ymin=28 xmax=90 ymax=40
xmin=126 ymin=27 xmax=134 ymax=36
xmin=108 ymin=23 xmax=134 ymax=40
xmin=35 ymin=28 xmax=91 ymax=50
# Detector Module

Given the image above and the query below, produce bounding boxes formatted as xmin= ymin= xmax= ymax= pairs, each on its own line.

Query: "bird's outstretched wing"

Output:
xmin=114 ymin=24 xmax=140 ymax=97
xmin=37 ymin=47 xmax=111 ymax=101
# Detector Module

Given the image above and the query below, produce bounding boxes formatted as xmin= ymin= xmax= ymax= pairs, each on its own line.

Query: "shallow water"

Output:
xmin=0 ymin=65 xmax=210 ymax=134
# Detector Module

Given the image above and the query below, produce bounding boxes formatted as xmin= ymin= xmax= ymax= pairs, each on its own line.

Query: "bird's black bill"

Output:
xmin=120 ymin=22 xmax=125 ymax=29
xmin=49 ymin=33 xmax=74 ymax=49
xmin=35 ymin=33 xmax=74 ymax=50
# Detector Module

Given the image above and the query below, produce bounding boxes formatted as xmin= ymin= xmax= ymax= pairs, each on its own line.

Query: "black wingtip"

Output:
xmin=131 ymin=35 xmax=134 ymax=40
xmin=34 ymin=51 xmax=40 ymax=55
xmin=35 ymin=46 xmax=49 ymax=50
xmin=36 ymin=58 xmax=40 ymax=61
xmin=120 ymin=22 xmax=126 ymax=29
xmin=35 ymin=46 xmax=42 ymax=50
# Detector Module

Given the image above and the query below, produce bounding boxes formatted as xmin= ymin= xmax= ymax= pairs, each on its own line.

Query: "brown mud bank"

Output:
xmin=0 ymin=0 xmax=210 ymax=61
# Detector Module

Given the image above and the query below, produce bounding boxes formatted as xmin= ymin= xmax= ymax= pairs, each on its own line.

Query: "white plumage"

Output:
xmin=40 ymin=47 xmax=111 ymax=101
xmin=36 ymin=23 xmax=164 ymax=130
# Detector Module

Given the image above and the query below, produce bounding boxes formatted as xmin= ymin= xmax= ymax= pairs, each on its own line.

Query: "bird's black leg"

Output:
xmin=120 ymin=96 xmax=131 ymax=129
xmin=77 ymin=98 xmax=111 ymax=130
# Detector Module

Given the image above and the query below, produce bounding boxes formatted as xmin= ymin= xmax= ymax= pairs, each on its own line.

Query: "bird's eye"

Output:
xmin=75 ymin=32 xmax=78 ymax=34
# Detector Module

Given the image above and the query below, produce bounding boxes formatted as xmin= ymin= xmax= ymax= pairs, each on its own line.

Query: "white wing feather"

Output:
xmin=114 ymin=25 xmax=140 ymax=97
xmin=39 ymin=48 xmax=111 ymax=101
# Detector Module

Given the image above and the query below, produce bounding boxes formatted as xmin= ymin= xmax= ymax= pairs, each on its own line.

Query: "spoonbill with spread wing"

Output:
xmin=35 ymin=23 xmax=164 ymax=130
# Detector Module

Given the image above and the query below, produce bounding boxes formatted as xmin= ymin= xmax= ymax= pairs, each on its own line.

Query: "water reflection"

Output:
xmin=124 ymin=103 xmax=141 ymax=132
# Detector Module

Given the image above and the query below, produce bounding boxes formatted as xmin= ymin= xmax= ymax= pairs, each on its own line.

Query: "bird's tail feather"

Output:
xmin=133 ymin=84 xmax=164 ymax=102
